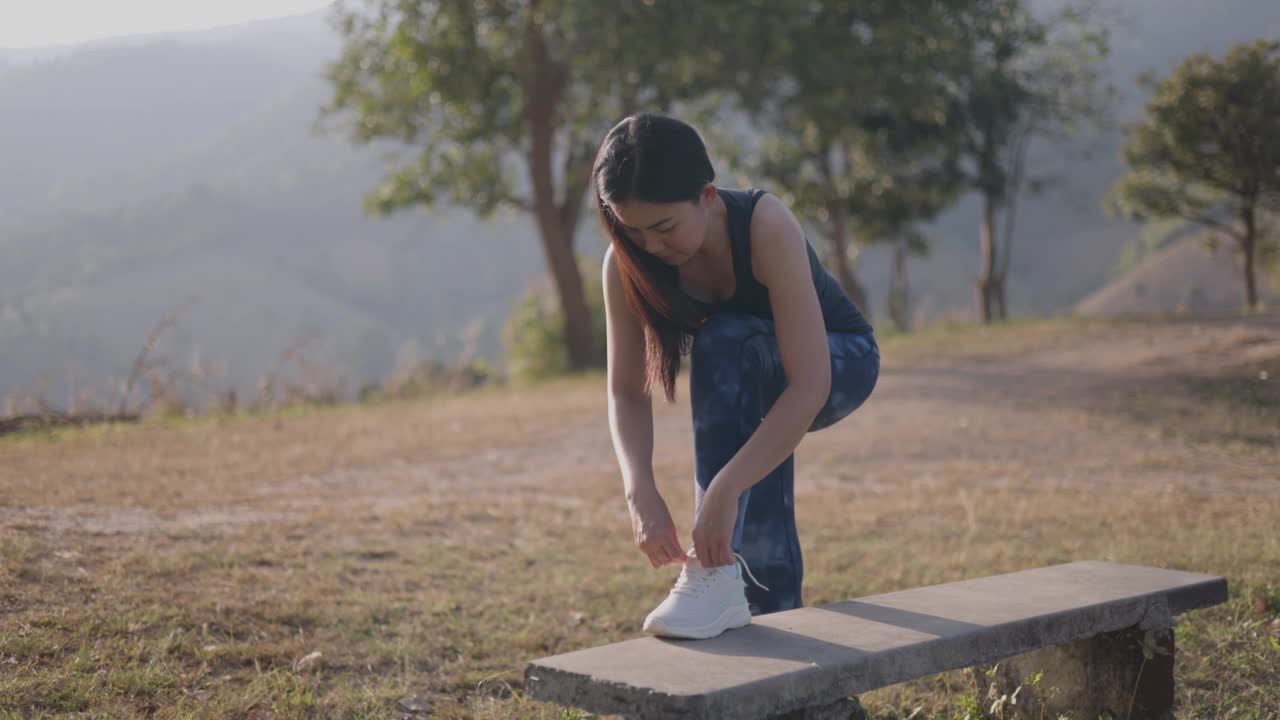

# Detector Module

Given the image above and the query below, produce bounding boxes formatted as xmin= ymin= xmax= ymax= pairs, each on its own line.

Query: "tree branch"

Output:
xmin=504 ymin=193 xmax=534 ymax=213
xmin=1175 ymin=209 xmax=1245 ymax=242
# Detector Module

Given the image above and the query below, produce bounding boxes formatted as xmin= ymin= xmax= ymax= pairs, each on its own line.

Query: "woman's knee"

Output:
xmin=689 ymin=314 xmax=781 ymax=421
xmin=690 ymin=312 xmax=772 ymax=367
xmin=809 ymin=338 xmax=879 ymax=431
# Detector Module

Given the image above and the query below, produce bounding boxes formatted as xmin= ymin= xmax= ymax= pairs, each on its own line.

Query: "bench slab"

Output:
xmin=524 ymin=560 xmax=1227 ymax=720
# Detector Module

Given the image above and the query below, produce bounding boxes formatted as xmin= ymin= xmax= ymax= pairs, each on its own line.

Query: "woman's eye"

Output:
xmin=658 ymin=226 xmax=675 ymax=235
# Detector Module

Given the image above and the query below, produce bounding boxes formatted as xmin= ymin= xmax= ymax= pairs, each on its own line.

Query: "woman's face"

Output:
xmin=609 ymin=185 xmax=716 ymax=266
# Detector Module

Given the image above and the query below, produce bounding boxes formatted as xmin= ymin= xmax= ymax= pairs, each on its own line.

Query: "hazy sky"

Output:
xmin=0 ymin=0 xmax=334 ymax=48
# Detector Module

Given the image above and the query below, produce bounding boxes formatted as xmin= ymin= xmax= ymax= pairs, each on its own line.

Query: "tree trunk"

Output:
xmin=539 ymin=223 xmax=594 ymax=369
xmin=888 ymin=235 xmax=910 ymax=332
xmin=977 ymin=190 xmax=999 ymax=324
xmin=1241 ymin=198 xmax=1259 ymax=311
xmin=522 ymin=10 xmax=594 ymax=371
xmin=991 ymin=203 xmax=1010 ymax=321
xmin=992 ymin=271 xmax=1008 ymax=321
xmin=993 ymin=129 xmax=1030 ymax=324
xmin=827 ymin=200 xmax=870 ymax=316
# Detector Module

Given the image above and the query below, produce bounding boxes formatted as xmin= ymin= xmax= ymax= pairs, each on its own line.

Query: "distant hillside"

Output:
xmin=0 ymin=182 xmax=548 ymax=408
xmin=0 ymin=10 xmax=554 ymax=407
xmin=2 ymin=1 xmax=1279 ymax=407
xmin=1074 ymin=234 xmax=1278 ymax=317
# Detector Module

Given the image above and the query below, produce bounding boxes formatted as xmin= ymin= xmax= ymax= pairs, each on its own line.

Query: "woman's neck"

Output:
xmin=678 ymin=193 xmax=733 ymax=302
xmin=694 ymin=192 xmax=731 ymax=266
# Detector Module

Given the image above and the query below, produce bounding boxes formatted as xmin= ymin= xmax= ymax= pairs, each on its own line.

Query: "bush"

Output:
xmin=503 ymin=255 xmax=606 ymax=382
xmin=365 ymin=357 xmax=497 ymax=403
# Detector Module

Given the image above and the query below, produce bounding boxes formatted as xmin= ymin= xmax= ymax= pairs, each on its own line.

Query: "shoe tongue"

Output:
xmin=685 ymin=558 xmax=716 ymax=575
xmin=679 ymin=564 xmax=716 ymax=585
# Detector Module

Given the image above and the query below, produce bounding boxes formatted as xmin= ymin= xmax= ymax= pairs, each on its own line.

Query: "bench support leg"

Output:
xmin=978 ymin=625 xmax=1175 ymax=720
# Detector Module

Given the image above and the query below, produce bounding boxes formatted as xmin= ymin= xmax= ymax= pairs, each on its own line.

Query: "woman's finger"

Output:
xmin=711 ymin=542 xmax=729 ymax=568
xmin=666 ymin=536 xmax=686 ymax=564
xmin=660 ymin=535 xmax=680 ymax=563
xmin=648 ymin=545 xmax=662 ymax=567
xmin=654 ymin=545 xmax=672 ymax=567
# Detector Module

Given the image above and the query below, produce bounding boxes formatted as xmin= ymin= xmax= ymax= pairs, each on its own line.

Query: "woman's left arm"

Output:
xmin=709 ymin=193 xmax=831 ymax=499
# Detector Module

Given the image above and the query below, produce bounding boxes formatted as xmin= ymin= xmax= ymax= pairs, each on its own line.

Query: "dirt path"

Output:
xmin=2 ymin=316 xmax=1275 ymax=541
xmin=793 ymin=314 xmax=1279 ymax=499
xmin=395 ymin=313 xmax=1280 ymax=509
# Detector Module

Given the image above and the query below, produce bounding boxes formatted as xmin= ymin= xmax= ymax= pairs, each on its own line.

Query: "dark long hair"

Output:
xmin=593 ymin=113 xmax=714 ymax=402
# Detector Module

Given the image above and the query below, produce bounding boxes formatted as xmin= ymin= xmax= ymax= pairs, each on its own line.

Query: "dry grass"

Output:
xmin=1 ymin=317 xmax=1278 ymax=719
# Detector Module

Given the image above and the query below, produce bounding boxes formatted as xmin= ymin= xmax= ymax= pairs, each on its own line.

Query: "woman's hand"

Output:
xmin=627 ymin=485 xmax=690 ymax=569
xmin=692 ymin=481 xmax=740 ymax=568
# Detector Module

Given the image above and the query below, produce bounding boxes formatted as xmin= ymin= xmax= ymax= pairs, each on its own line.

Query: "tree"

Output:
xmin=320 ymin=1 xmax=737 ymax=371
xmin=744 ymin=118 xmax=963 ymax=323
xmin=1107 ymin=40 xmax=1280 ymax=311
xmin=859 ymin=176 xmax=960 ymax=333
xmin=886 ymin=233 xmax=925 ymax=332
xmin=503 ymin=255 xmax=604 ymax=382
xmin=948 ymin=0 xmax=1113 ymax=323
xmin=702 ymin=0 xmax=969 ymax=319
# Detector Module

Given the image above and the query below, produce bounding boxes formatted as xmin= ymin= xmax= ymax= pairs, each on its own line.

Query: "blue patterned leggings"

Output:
xmin=690 ymin=311 xmax=880 ymax=616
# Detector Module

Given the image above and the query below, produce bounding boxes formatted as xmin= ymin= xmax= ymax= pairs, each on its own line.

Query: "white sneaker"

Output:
xmin=642 ymin=548 xmax=770 ymax=640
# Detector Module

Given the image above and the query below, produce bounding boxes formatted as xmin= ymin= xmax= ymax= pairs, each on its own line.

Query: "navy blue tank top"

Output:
xmin=693 ymin=188 xmax=875 ymax=336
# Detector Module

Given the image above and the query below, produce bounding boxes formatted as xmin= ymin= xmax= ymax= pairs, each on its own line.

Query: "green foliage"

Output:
xmin=703 ymin=0 xmax=1111 ymax=324
xmin=946 ymin=0 xmax=1113 ymax=316
xmin=706 ymin=1 xmax=968 ymax=252
xmin=363 ymin=357 xmax=497 ymax=403
xmin=321 ymin=1 xmax=778 ymax=369
xmin=325 ymin=1 xmax=535 ymax=217
xmin=1109 ymin=39 xmax=1280 ymax=228
xmin=947 ymin=0 xmax=1113 ymax=196
xmin=320 ymin=0 xmax=762 ymax=220
xmin=1110 ymin=40 xmax=1280 ymax=223
xmin=503 ymin=256 xmax=605 ymax=382
xmin=1108 ymin=39 xmax=1280 ymax=308
xmin=956 ymin=667 xmax=985 ymax=720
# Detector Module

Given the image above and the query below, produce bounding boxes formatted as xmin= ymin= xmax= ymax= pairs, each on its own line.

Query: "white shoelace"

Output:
xmin=671 ymin=551 xmax=770 ymax=597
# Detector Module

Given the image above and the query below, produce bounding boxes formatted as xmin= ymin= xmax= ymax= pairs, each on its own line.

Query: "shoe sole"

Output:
xmin=643 ymin=604 xmax=752 ymax=640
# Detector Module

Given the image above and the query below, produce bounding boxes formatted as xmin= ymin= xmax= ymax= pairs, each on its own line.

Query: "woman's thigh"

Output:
xmin=809 ymin=332 xmax=879 ymax=432
xmin=689 ymin=312 xmax=878 ymax=430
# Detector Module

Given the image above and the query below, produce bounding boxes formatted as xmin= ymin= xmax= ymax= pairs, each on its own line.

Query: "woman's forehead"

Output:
xmin=610 ymin=199 xmax=687 ymax=228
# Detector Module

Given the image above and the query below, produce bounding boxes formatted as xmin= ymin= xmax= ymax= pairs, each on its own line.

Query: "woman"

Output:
xmin=596 ymin=113 xmax=879 ymax=640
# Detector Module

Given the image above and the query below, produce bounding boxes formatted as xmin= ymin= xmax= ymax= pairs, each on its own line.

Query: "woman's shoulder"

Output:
xmin=747 ymin=191 xmax=798 ymax=244
xmin=718 ymin=186 xmax=768 ymax=205
xmin=602 ymin=243 xmax=621 ymax=286
xmin=746 ymin=192 xmax=809 ymax=288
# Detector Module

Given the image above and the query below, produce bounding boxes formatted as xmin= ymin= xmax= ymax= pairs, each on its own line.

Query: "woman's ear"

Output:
xmin=700 ymin=183 xmax=717 ymax=208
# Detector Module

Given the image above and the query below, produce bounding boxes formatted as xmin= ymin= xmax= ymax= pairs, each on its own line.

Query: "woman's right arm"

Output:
xmin=602 ymin=245 xmax=656 ymax=501
xmin=604 ymin=247 xmax=689 ymax=569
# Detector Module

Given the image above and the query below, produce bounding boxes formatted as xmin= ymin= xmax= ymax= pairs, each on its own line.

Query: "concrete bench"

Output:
xmin=524 ymin=561 xmax=1227 ymax=720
